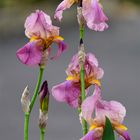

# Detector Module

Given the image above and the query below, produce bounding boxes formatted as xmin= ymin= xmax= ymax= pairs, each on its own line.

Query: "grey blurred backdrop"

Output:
xmin=0 ymin=0 xmax=140 ymax=140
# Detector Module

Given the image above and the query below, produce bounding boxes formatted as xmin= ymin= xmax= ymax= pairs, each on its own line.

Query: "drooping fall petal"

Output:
xmin=54 ymin=0 xmax=76 ymax=21
xmin=52 ymin=81 xmax=80 ymax=108
xmin=82 ymin=0 xmax=108 ymax=31
xmin=16 ymin=41 xmax=42 ymax=66
xmin=50 ymin=41 xmax=67 ymax=60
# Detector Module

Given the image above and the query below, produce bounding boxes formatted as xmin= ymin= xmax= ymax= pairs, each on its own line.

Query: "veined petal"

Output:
xmin=50 ymin=40 xmax=67 ymax=60
xmin=54 ymin=0 xmax=76 ymax=21
xmin=82 ymin=86 xmax=101 ymax=123
xmin=52 ymin=81 xmax=80 ymax=108
xmin=82 ymin=0 xmax=108 ymax=31
xmin=16 ymin=41 xmax=42 ymax=66
xmin=96 ymin=99 xmax=126 ymax=124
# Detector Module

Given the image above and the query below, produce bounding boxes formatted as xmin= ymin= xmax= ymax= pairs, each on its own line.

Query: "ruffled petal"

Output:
xmin=96 ymin=99 xmax=126 ymax=124
xmin=54 ymin=0 xmax=76 ymax=21
xmin=25 ymin=10 xmax=59 ymax=38
xmin=50 ymin=41 xmax=68 ymax=60
xmin=16 ymin=41 xmax=42 ymax=66
xmin=82 ymin=86 xmax=101 ymax=122
xmin=52 ymin=81 xmax=80 ymax=108
xmin=82 ymin=0 xmax=108 ymax=31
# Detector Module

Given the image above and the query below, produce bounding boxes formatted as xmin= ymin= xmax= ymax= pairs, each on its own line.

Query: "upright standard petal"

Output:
xmin=16 ymin=41 xmax=42 ymax=66
xmin=52 ymin=81 xmax=80 ymax=108
xmin=54 ymin=0 xmax=76 ymax=21
xmin=95 ymin=99 xmax=126 ymax=124
xmin=82 ymin=86 xmax=101 ymax=123
xmin=25 ymin=10 xmax=59 ymax=38
xmin=82 ymin=0 xmax=108 ymax=31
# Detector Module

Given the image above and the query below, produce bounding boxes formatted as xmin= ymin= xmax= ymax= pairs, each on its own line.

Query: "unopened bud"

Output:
xmin=39 ymin=81 xmax=49 ymax=113
xmin=39 ymin=109 xmax=48 ymax=129
xmin=21 ymin=86 xmax=30 ymax=113
xmin=77 ymin=7 xmax=85 ymax=27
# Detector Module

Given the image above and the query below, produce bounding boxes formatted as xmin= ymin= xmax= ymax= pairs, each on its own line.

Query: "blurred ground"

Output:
xmin=0 ymin=1 xmax=140 ymax=140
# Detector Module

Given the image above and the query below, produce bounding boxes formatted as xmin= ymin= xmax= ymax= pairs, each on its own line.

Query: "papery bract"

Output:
xmin=52 ymin=53 xmax=103 ymax=108
xmin=16 ymin=10 xmax=67 ymax=66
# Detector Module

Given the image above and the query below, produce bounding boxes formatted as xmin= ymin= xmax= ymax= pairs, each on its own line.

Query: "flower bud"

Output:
xmin=38 ymin=81 xmax=49 ymax=128
xmin=39 ymin=81 xmax=49 ymax=112
xmin=21 ymin=86 xmax=30 ymax=113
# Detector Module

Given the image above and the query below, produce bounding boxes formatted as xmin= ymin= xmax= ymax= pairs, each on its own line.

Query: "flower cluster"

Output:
xmin=17 ymin=0 xmax=131 ymax=139
xmin=52 ymin=52 xmax=131 ymax=140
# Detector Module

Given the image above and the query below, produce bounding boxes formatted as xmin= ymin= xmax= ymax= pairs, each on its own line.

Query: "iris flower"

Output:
xmin=54 ymin=0 xmax=108 ymax=31
xmin=81 ymin=86 xmax=131 ymax=140
xmin=52 ymin=53 xmax=104 ymax=108
xmin=16 ymin=10 xmax=67 ymax=66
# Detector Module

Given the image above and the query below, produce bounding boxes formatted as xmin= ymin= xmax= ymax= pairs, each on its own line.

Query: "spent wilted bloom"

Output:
xmin=81 ymin=86 xmax=131 ymax=140
xmin=21 ymin=86 xmax=30 ymax=113
xmin=16 ymin=10 xmax=67 ymax=67
xmin=52 ymin=53 xmax=104 ymax=108
xmin=39 ymin=81 xmax=49 ymax=128
xmin=54 ymin=0 xmax=108 ymax=31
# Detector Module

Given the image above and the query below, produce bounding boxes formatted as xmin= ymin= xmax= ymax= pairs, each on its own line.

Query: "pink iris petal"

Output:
xmin=82 ymin=86 xmax=101 ymax=122
xmin=66 ymin=53 xmax=103 ymax=80
xmin=16 ymin=41 xmax=42 ymax=66
xmin=54 ymin=0 xmax=75 ymax=21
xmin=96 ymin=99 xmax=126 ymax=124
xmin=80 ymin=130 xmax=96 ymax=140
xmin=25 ymin=10 xmax=59 ymax=38
xmin=82 ymin=0 xmax=108 ymax=31
xmin=52 ymin=81 xmax=80 ymax=108
xmin=50 ymin=41 xmax=68 ymax=60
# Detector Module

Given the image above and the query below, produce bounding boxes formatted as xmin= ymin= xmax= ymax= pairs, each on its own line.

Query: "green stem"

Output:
xmin=40 ymin=128 xmax=45 ymax=140
xmin=80 ymin=65 xmax=88 ymax=135
xmin=24 ymin=67 xmax=44 ymax=140
xmin=24 ymin=113 xmax=30 ymax=140
xmin=80 ymin=25 xmax=84 ymax=40
xmin=78 ymin=7 xmax=88 ymax=135
xmin=29 ymin=67 xmax=44 ymax=113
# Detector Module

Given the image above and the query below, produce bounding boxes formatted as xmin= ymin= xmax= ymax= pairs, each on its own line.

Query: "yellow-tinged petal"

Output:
xmin=66 ymin=75 xmax=79 ymax=82
xmin=54 ymin=36 xmax=64 ymax=41
xmin=89 ymin=124 xmax=98 ymax=131
xmin=90 ymin=79 xmax=101 ymax=87
xmin=115 ymin=124 xmax=128 ymax=131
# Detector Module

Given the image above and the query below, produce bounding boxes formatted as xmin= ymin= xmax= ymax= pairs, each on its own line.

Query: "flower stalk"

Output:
xmin=78 ymin=0 xmax=88 ymax=135
xmin=29 ymin=67 xmax=44 ymax=113
xmin=24 ymin=113 xmax=30 ymax=140
xmin=23 ymin=67 xmax=44 ymax=140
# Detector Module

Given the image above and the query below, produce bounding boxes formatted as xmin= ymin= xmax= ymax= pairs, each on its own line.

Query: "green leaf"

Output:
xmin=102 ymin=117 xmax=115 ymax=140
